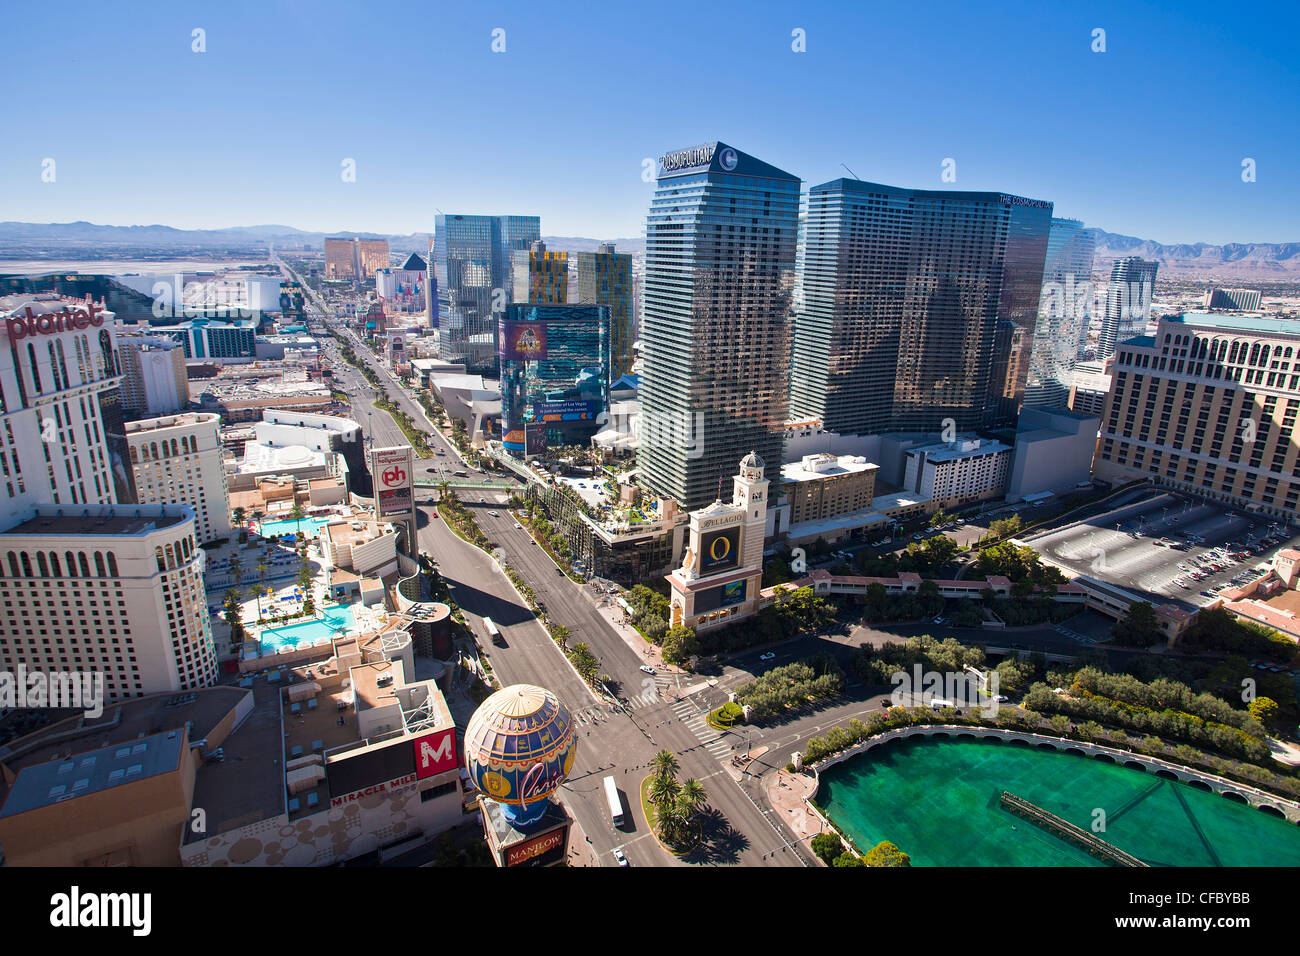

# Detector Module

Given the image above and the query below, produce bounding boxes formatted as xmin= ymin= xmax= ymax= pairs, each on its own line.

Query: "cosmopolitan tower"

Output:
xmin=639 ymin=142 xmax=799 ymax=510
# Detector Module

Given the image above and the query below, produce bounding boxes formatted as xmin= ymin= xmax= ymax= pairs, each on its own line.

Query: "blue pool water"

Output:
xmin=259 ymin=604 xmax=356 ymax=653
xmin=257 ymin=516 xmax=333 ymax=538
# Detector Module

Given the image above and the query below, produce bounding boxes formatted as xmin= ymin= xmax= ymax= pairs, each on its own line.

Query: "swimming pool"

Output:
xmin=258 ymin=604 xmax=356 ymax=654
xmin=257 ymin=516 xmax=333 ymax=539
xmin=817 ymin=735 xmax=1300 ymax=867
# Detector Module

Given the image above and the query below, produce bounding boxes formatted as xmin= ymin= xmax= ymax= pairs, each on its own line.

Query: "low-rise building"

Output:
xmin=902 ymin=438 xmax=1012 ymax=510
xmin=1006 ymin=406 xmax=1100 ymax=502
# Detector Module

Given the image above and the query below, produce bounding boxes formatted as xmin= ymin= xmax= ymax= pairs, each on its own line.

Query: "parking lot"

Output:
xmin=1024 ymin=490 xmax=1297 ymax=609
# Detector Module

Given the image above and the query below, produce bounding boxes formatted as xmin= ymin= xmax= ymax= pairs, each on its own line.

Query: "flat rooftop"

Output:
xmin=0 ymin=685 xmax=249 ymax=818
xmin=781 ymin=454 xmax=878 ymax=483
xmin=3 ymin=507 xmax=191 ymax=537
xmin=124 ymin=413 xmax=218 ymax=434
xmin=1 ymin=729 xmax=184 ymax=818
xmin=1172 ymin=312 xmax=1300 ymax=336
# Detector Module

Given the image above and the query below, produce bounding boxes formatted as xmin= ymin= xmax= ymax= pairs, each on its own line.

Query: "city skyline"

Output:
xmin=3 ymin=1 xmax=1299 ymax=244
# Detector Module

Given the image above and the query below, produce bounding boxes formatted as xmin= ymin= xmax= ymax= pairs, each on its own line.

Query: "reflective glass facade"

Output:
xmin=1024 ymin=218 xmax=1096 ymax=408
xmin=1098 ymin=256 xmax=1159 ymax=361
xmin=789 ymin=180 xmax=1051 ymax=435
xmin=574 ymin=246 xmax=633 ymax=377
xmin=639 ymin=142 xmax=799 ymax=510
xmin=498 ymin=303 xmax=610 ymax=455
xmin=433 ymin=214 xmax=540 ymax=371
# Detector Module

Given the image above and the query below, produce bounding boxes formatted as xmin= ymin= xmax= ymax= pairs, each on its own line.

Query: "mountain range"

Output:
xmin=3 ymin=221 xmax=1299 ymax=280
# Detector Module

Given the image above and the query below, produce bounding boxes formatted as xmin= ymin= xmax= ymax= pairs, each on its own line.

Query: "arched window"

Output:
xmin=66 ymin=551 xmax=76 ymax=575
xmin=27 ymin=343 xmax=42 ymax=393
xmin=164 ymin=544 xmax=176 ymax=569
xmin=1249 ymin=343 xmax=1260 ymax=365
xmin=107 ymin=553 xmax=118 ymax=577
xmin=36 ymin=552 xmax=49 ymax=577
xmin=78 ymin=553 xmax=90 ymax=577
xmin=94 ymin=552 xmax=106 ymax=577
xmin=155 ymin=546 xmax=166 ymax=573
xmin=99 ymin=329 xmax=116 ymax=377
xmin=130 ymin=446 xmax=138 ymax=463
xmin=20 ymin=552 xmax=33 ymax=577
xmin=6 ymin=552 xmax=19 ymax=577
xmin=151 ymin=442 xmax=159 ymax=460
xmin=1260 ymin=345 xmax=1270 ymax=366
xmin=171 ymin=438 xmax=179 ymax=457
xmin=49 ymin=552 xmax=62 ymax=576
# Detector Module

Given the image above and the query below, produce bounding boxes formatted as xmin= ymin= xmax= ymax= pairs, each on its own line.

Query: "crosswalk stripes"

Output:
xmin=1055 ymin=623 xmax=1097 ymax=644
xmin=673 ymin=701 xmax=735 ymax=760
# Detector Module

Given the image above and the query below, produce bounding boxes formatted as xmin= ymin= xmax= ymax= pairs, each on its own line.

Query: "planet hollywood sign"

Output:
xmin=6 ymin=304 xmax=105 ymax=341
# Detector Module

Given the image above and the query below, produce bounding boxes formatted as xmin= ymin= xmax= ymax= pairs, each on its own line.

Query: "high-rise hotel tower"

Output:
xmin=0 ymin=295 xmax=218 ymax=701
xmin=432 ymin=214 xmax=540 ymax=372
xmin=789 ymin=180 xmax=1051 ymax=435
xmin=639 ymin=142 xmax=799 ymax=510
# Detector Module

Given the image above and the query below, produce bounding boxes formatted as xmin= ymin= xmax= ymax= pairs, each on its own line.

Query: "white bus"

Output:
xmin=603 ymin=775 xmax=623 ymax=826
xmin=483 ymin=618 xmax=501 ymax=643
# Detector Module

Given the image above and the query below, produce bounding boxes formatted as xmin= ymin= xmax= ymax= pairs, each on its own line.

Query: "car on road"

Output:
xmin=932 ymin=616 xmax=945 ymax=624
xmin=759 ymin=652 xmax=775 ymax=661
xmin=488 ymin=510 xmax=499 ymax=517
xmin=614 ymin=848 xmax=628 ymax=866
xmin=555 ymin=567 xmax=564 ymax=575
xmin=994 ymin=695 xmax=1009 ymax=703
xmin=514 ymin=522 xmax=523 ymax=529
xmin=639 ymin=665 xmax=656 ymax=675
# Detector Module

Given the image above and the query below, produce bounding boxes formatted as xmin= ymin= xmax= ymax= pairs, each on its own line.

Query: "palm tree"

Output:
xmin=677 ymin=778 xmax=707 ymax=817
xmin=254 ymin=584 xmax=270 ymax=619
xmin=229 ymin=556 xmax=244 ymax=590
xmin=257 ymin=561 xmax=269 ymax=590
xmin=650 ymin=749 xmax=679 ymax=784
xmin=223 ymin=588 xmax=244 ymax=645
xmin=289 ymin=501 xmax=306 ymax=533
xmin=233 ymin=506 xmax=246 ymax=529
xmin=650 ymin=773 xmax=680 ymax=811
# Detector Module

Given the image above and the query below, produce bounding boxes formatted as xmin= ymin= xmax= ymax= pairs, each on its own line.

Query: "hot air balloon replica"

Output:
xmin=465 ymin=683 xmax=578 ymax=866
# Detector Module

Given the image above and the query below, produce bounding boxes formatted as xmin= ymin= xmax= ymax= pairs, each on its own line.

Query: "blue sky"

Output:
xmin=3 ymin=0 xmax=1297 ymax=243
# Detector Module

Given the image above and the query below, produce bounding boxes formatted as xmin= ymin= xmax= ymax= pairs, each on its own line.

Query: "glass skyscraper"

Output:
xmin=498 ymin=303 xmax=611 ymax=455
xmin=1098 ymin=256 xmax=1159 ymax=361
xmin=1024 ymin=218 xmax=1096 ymax=408
xmin=639 ymin=142 xmax=799 ymax=510
xmin=789 ymin=179 xmax=1051 ymax=435
xmin=574 ymin=243 xmax=633 ymax=377
xmin=432 ymin=214 xmax=540 ymax=371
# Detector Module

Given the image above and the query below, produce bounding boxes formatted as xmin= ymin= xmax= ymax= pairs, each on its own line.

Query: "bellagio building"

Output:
xmin=1094 ymin=312 xmax=1300 ymax=518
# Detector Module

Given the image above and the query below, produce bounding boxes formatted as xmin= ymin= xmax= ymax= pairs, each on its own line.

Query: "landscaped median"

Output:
xmin=437 ymin=492 xmax=608 ymax=695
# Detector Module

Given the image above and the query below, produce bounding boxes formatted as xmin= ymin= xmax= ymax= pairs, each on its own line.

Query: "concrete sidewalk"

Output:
xmin=765 ymin=770 xmax=831 ymax=863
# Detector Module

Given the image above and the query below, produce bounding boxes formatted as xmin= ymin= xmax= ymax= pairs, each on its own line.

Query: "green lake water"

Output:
xmin=816 ymin=735 xmax=1300 ymax=867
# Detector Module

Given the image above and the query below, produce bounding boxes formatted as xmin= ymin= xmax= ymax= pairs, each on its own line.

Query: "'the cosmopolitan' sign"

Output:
xmin=659 ymin=144 xmax=716 ymax=173
xmin=6 ymin=304 xmax=104 ymax=341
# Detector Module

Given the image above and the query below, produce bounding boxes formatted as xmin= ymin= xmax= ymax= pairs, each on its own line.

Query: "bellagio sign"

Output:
xmin=6 ymin=304 xmax=105 ymax=341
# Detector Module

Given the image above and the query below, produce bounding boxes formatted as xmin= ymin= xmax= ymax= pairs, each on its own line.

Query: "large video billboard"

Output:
xmin=533 ymin=400 xmax=598 ymax=422
xmin=694 ymin=579 xmax=748 ymax=614
xmin=699 ymin=526 xmax=740 ymax=574
xmin=372 ymin=445 xmax=414 ymax=516
xmin=500 ymin=322 xmax=548 ymax=361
